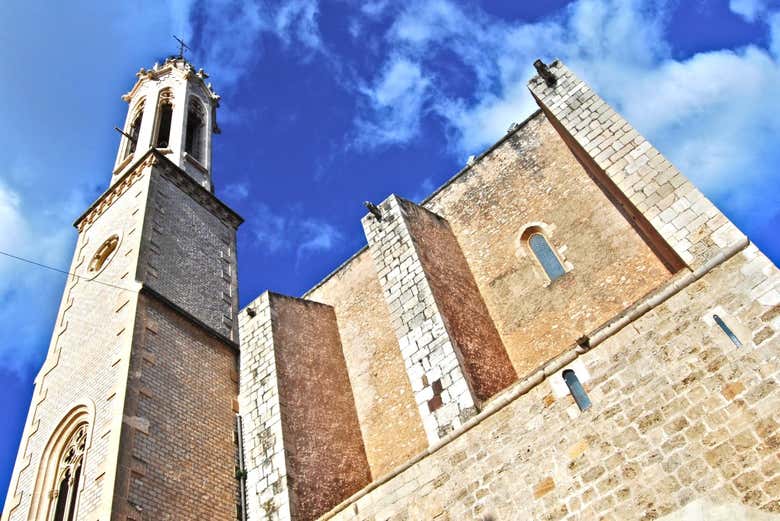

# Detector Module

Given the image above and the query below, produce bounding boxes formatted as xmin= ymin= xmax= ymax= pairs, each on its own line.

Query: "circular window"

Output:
xmin=88 ymin=234 xmax=120 ymax=273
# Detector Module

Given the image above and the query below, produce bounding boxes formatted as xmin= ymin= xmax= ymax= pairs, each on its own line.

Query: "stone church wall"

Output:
xmin=323 ymin=246 xmax=780 ymax=520
xmin=304 ymin=251 xmax=428 ymax=478
xmin=270 ymin=294 xmax=371 ymax=520
xmin=423 ymin=110 xmax=675 ymax=379
xmin=238 ymin=293 xmax=372 ymax=521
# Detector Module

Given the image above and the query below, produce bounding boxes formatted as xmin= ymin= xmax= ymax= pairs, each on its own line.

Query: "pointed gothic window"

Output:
xmin=185 ymin=99 xmax=205 ymax=161
xmin=528 ymin=232 xmax=566 ymax=282
xmin=155 ymin=90 xmax=174 ymax=149
xmin=124 ymin=102 xmax=144 ymax=159
xmin=50 ymin=424 xmax=87 ymax=521
xmin=88 ymin=235 xmax=119 ymax=273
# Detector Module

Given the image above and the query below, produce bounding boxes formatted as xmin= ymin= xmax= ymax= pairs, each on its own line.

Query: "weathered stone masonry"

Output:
xmin=240 ymin=60 xmax=779 ymax=520
xmin=4 ymin=53 xmax=779 ymax=521
xmin=322 ymin=247 xmax=780 ymax=520
xmin=363 ymin=195 xmax=516 ymax=443
xmin=239 ymin=293 xmax=370 ymax=521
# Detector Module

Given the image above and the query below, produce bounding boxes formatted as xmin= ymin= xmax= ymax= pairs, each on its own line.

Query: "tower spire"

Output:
xmin=113 ymin=52 xmax=220 ymax=192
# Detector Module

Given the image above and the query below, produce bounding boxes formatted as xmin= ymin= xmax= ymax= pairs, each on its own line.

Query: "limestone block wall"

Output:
xmin=323 ymin=245 xmax=780 ymax=520
xmin=422 ymin=111 xmax=675 ymax=379
xmin=304 ymin=251 xmax=427 ymax=478
xmin=529 ymin=61 xmax=744 ymax=270
xmin=2 ymin=163 xmax=152 ymax=521
xmin=139 ymin=156 xmax=241 ymax=341
xmin=399 ymin=198 xmax=517 ymax=402
xmin=238 ymin=293 xmax=291 ymax=521
xmin=239 ymin=293 xmax=371 ymax=521
xmin=112 ymin=293 xmax=239 ymax=520
xmin=363 ymin=196 xmax=482 ymax=443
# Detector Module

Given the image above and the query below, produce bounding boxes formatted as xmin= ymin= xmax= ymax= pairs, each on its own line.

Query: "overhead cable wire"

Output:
xmin=0 ymin=249 xmax=136 ymax=292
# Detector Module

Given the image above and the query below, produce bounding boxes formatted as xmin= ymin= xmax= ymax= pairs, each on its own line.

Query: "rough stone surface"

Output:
xmin=529 ymin=60 xmax=746 ymax=270
xmin=239 ymin=293 xmax=371 ymax=521
xmin=362 ymin=196 xmax=481 ymax=443
xmin=323 ymin=249 xmax=780 ymax=520
xmin=423 ymin=111 xmax=674 ymax=379
xmin=305 ymin=252 xmax=428 ymax=478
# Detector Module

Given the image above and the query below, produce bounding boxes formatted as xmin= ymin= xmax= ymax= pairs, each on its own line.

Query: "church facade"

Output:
xmin=3 ymin=58 xmax=779 ymax=520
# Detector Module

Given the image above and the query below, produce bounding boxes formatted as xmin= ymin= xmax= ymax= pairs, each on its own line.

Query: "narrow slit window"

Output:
xmin=713 ymin=314 xmax=742 ymax=347
xmin=529 ymin=233 xmax=566 ymax=281
xmin=562 ymin=369 xmax=591 ymax=411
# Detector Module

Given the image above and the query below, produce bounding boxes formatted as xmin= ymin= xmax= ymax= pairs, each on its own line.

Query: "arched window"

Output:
xmin=185 ymin=99 xmax=206 ymax=161
xmin=88 ymin=235 xmax=119 ymax=273
xmin=562 ymin=369 xmax=591 ymax=411
xmin=124 ymin=102 xmax=144 ymax=159
xmin=529 ymin=232 xmax=566 ymax=282
xmin=155 ymin=89 xmax=174 ymax=148
xmin=49 ymin=424 xmax=87 ymax=521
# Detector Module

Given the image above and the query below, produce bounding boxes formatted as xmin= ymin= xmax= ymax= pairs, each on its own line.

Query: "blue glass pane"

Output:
xmin=562 ymin=370 xmax=592 ymax=411
xmin=529 ymin=234 xmax=565 ymax=281
xmin=713 ymin=314 xmax=742 ymax=347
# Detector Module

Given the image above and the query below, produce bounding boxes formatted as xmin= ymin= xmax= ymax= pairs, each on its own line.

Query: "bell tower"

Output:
xmin=2 ymin=56 xmax=242 ymax=521
xmin=113 ymin=56 xmax=220 ymax=191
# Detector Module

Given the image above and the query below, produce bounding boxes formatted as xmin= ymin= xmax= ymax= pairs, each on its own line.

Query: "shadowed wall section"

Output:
xmin=240 ymin=293 xmax=371 ymax=521
xmin=397 ymin=198 xmax=517 ymax=403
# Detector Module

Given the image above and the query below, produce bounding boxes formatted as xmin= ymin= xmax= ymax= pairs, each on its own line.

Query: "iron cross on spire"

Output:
xmin=173 ymin=35 xmax=190 ymax=59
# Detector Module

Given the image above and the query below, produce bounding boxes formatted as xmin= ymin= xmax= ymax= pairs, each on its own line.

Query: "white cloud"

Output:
xmin=771 ymin=12 xmax=780 ymax=57
xmin=353 ymin=57 xmax=431 ymax=148
xmin=170 ymin=0 xmax=326 ymax=90
xmin=297 ymin=220 xmax=344 ymax=258
xmin=247 ymin=203 xmax=344 ymax=263
xmin=275 ymin=0 xmax=321 ymax=50
xmin=0 ymin=180 xmax=78 ymax=372
xmin=219 ymin=182 xmax=250 ymax=203
xmin=729 ymin=0 xmax=769 ymax=21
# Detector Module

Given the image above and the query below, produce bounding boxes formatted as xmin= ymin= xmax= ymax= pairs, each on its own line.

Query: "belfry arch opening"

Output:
xmin=123 ymin=100 xmax=144 ymax=159
xmin=185 ymin=98 xmax=206 ymax=162
xmin=154 ymin=89 xmax=174 ymax=149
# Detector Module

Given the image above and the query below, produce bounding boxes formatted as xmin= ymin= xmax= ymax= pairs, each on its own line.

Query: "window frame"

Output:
xmin=184 ymin=97 xmax=207 ymax=163
xmin=520 ymin=224 xmax=569 ymax=284
xmin=153 ymin=89 xmax=174 ymax=150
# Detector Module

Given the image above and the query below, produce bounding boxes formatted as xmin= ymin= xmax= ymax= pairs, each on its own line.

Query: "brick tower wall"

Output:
xmin=111 ymin=293 xmax=239 ymax=521
xmin=2 ymin=164 xmax=152 ymax=521
xmin=139 ymin=160 xmax=239 ymax=341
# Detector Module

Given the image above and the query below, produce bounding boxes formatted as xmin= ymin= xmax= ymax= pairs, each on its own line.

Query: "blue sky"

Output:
xmin=1 ymin=0 xmax=779 ymax=504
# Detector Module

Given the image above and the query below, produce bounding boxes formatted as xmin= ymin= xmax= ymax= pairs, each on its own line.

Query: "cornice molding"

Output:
xmin=73 ymin=149 xmax=243 ymax=232
xmin=152 ymin=151 xmax=243 ymax=229
xmin=74 ymin=153 xmax=155 ymax=231
xmin=121 ymin=58 xmax=220 ymax=108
